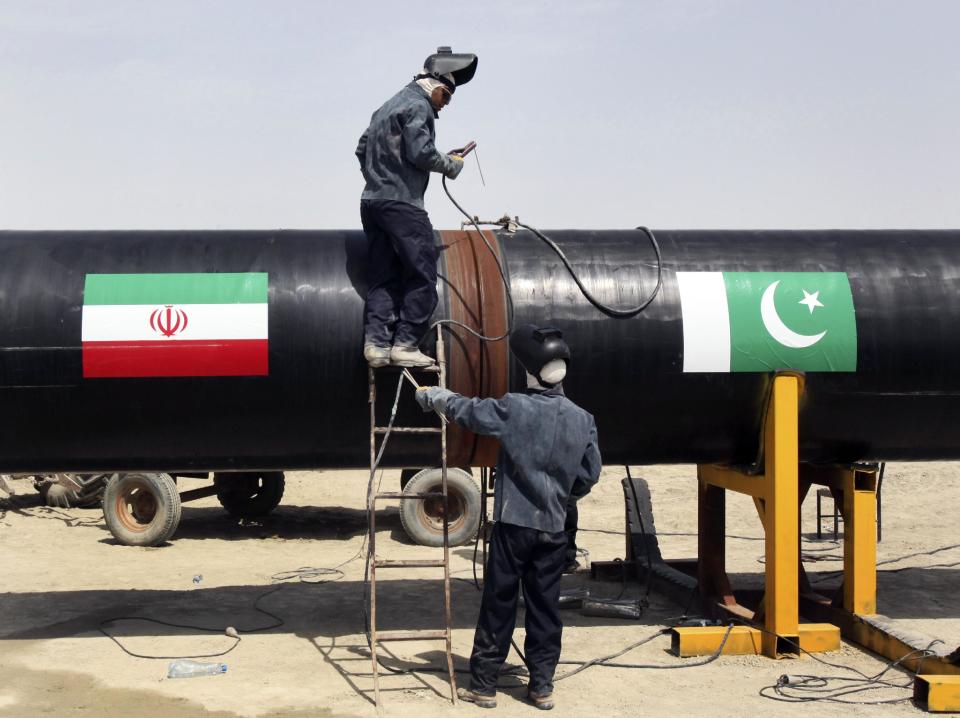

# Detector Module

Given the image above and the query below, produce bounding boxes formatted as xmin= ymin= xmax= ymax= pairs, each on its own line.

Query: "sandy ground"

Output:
xmin=1 ymin=463 xmax=958 ymax=717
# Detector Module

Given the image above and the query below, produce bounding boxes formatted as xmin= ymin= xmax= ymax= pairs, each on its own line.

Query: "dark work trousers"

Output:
xmin=360 ymin=199 xmax=438 ymax=348
xmin=470 ymin=521 xmax=567 ymax=696
xmin=563 ymin=501 xmax=579 ymax=566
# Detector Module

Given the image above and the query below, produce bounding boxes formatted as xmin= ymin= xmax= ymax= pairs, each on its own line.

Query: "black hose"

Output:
xmin=515 ymin=221 xmax=663 ymax=319
xmin=442 ymin=173 xmax=663 ymax=323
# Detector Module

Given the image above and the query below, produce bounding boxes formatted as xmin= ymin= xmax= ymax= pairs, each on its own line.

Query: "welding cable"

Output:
xmin=555 ymin=622 xmax=734 ymax=680
xmin=758 ymin=639 xmax=942 ymax=705
xmin=514 ymin=221 xmax=663 ymax=319
xmin=97 ymin=586 xmax=285 ymax=660
xmin=810 ymin=541 xmax=960 ymax=584
xmin=434 ymin=175 xmax=515 ymax=342
xmin=738 ymin=616 xmax=944 ymax=705
xmin=270 ymin=566 xmax=347 ymax=583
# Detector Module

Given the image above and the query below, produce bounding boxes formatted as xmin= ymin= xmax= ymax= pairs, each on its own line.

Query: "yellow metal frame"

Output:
xmin=671 ymin=623 xmax=840 ymax=657
xmin=915 ymin=675 xmax=960 ymax=713
xmin=676 ymin=372 xmax=960 ymax=708
xmin=694 ymin=374 xmax=851 ymax=658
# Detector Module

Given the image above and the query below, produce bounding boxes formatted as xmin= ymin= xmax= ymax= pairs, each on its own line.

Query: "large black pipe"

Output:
xmin=1 ymin=229 xmax=959 ymax=472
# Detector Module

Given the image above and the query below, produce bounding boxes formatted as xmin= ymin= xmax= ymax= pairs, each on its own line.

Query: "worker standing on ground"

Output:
xmin=355 ymin=47 xmax=478 ymax=368
xmin=416 ymin=324 xmax=602 ymax=710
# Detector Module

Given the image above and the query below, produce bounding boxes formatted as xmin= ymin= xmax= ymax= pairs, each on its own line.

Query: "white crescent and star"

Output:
xmin=760 ymin=281 xmax=827 ymax=349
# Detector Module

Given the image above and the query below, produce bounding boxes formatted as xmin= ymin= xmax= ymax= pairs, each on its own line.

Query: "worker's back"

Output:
xmin=355 ymin=83 xmax=435 ymax=208
xmin=444 ymin=386 xmax=601 ymax=534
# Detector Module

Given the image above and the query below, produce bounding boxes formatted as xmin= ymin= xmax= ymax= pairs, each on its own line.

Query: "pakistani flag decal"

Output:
xmin=82 ymin=272 xmax=269 ymax=378
xmin=677 ymin=272 xmax=857 ymax=373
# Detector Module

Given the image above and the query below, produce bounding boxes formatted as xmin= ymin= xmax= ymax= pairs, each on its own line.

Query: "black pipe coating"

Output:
xmin=1 ymin=229 xmax=958 ymax=472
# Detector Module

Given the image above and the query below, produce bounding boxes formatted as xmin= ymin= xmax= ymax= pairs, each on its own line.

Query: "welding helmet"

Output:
xmin=416 ymin=46 xmax=478 ymax=93
xmin=510 ymin=324 xmax=571 ymax=387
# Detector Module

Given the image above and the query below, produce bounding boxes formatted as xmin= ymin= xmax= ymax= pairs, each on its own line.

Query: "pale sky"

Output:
xmin=2 ymin=0 xmax=958 ymax=231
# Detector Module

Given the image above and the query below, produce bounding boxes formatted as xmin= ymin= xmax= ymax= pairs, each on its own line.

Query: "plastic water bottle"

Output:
xmin=167 ymin=660 xmax=228 ymax=678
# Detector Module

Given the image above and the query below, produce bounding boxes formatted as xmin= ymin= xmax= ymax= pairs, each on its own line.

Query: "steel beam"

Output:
xmin=761 ymin=375 xmax=800 ymax=656
xmin=841 ymin=469 xmax=878 ymax=614
xmin=915 ymin=675 xmax=960 ymax=713
xmin=671 ymin=623 xmax=839 ymax=657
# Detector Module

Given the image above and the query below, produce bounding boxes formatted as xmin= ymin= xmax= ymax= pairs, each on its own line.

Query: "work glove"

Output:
xmin=443 ymin=154 xmax=464 ymax=180
xmin=415 ymin=386 xmax=454 ymax=415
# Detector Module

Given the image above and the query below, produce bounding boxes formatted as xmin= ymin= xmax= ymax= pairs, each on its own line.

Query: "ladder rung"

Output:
xmin=375 ymin=629 xmax=448 ymax=642
xmin=375 ymin=491 xmax=445 ymax=500
xmin=374 ymin=559 xmax=446 ymax=568
xmin=373 ymin=426 xmax=442 ymax=434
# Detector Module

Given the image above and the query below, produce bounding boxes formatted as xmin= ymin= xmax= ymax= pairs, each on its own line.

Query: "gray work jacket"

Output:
xmin=355 ymin=82 xmax=460 ymax=209
xmin=443 ymin=386 xmax=602 ymax=533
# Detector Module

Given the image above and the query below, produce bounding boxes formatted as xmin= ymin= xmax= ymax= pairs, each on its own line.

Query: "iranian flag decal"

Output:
xmin=82 ymin=273 xmax=269 ymax=378
xmin=677 ymin=271 xmax=857 ymax=373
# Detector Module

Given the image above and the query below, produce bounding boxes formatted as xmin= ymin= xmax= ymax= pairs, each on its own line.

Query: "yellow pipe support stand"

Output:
xmin=915 ymin=675 xmax=960 ymax=713
xmin=694 ymin=374 xmax=842 ymax=659
xmin=761 ymin=374 xmax=800 ymax=656
xmin=671 ymin=624 xmax=840 ymax=657
xmin=842 ymin=469 xmax=878 ymax=615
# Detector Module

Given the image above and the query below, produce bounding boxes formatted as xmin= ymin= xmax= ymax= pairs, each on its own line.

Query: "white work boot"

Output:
xmin=390 ymin=345 xmax=435 ymax=367
xmin=363 ymin=344 xmax=391 ymax=368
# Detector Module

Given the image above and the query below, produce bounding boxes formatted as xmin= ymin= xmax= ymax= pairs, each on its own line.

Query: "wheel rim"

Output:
xmin=416 ymin=482 xmax=467 ymax=536
xmin=114 ymin=477 xmax=159 ymax=533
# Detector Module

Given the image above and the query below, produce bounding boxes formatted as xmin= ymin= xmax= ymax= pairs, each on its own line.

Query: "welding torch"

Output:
xmin=450 ymin=140 xmax=476 ymax=158
xmin=401 ymin=369 xmax=449 ymax=425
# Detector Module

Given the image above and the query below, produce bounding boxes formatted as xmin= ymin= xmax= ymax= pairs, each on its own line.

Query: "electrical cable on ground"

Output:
xmin=756 ymin=629 xmax=942 ymax=705
xmin=811 ymin=541 xmax=960 ymax=583
xmin=97 ymin=586 xmax=286 ymax=660
xmin=555 ymin=623 xmax=734 ymax=680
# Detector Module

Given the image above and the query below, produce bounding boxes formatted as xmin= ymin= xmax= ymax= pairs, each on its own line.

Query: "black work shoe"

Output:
xmin=457 ymin=687 xmax=497 ymax=708
xmin=562 ymin=559 xmax=580 ymax=574
xmin=527 ymin=690 xmax=555 ymax=710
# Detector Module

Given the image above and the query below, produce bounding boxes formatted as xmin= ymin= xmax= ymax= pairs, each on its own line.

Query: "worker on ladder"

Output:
xmin=355 ymin=46 xmax=478 ymax=369
xmin=416 ymin=324 xmax=602 ymax=711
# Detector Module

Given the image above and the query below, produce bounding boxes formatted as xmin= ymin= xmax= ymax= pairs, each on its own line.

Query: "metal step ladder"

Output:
xmin=366 ymin=327 xmax=457 ymax=707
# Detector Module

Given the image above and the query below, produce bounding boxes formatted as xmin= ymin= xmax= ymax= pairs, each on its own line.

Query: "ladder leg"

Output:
xmin=368 ymin=368 xmax=381 ymax=707
xmin=438 ymin=328 xmax=458 ymax=703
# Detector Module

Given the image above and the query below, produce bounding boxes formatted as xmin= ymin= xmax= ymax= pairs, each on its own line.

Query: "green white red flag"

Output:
xmin=82 ymin=272 xmax=268 ymax=378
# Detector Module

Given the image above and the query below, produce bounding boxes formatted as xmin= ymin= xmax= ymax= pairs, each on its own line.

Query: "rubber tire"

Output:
xmin=213 ymin=472 xmax=285 ymax=519
xmin=399 ymin=468 xmax=480 ymax=547
xmin=102 ymin=473 xmax=181 ymax=547
xmin=401 ymin=467 xmax=472 ymax=489
xmin=40 ymin=474 xmax=109 ymax=508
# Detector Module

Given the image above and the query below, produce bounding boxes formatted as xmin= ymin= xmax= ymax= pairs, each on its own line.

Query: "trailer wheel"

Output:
xmin=103 ymin=473 xmax=181 ymax=547
xmin=214 ymin=472 xmax=285 ymax=518
xmin=40 ymin=473 xmax=109 ymax=509
xmin=399 ymin=468 xmax=480 ymax=547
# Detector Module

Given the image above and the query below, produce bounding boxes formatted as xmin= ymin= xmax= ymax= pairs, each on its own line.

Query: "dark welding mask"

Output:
xmin=416 ymin=46 xmax=478 ymax=93
xmin=510 ymin=324 xmax=571 ymax=387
